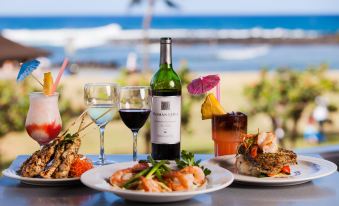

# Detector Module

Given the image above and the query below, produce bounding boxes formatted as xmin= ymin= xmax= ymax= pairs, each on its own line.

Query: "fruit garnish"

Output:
xmin=43 ymin=72 xmax=54 ymax=95
xmin=201 ymin=93 xmax=225 ymax=120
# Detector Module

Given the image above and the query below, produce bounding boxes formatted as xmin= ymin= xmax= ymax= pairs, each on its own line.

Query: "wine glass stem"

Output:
xmin=99 ymin=125 xmax=106 ymax=164
xmin=132 ymin=131 xmax=138 ymax=161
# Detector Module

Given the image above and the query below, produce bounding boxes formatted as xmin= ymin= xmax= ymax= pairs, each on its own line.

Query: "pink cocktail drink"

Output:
xmin=25 ymin=92 xmax=62 ymax=145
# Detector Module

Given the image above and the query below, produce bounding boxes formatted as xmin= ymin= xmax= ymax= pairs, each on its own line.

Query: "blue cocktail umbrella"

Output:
xmin=16 ymin=59 xmax=43 ymax=86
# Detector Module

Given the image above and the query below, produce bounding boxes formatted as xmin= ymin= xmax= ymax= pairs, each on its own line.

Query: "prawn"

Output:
xmin=164 ymin=171 xmax=192 ymax=191
xmin=109 ymin=162 xmax=149 ymax=187
xmin=257 ymin=132 xmax=278 ymax=153
xmin=131 ymin=162 xmax=149 ymax=172
xmin=109 ymin=168 xmax=133 ymax=187
xmin=139 ymin=176 xmax=163 ymax=192
xmin=180 ymin=166 xmax=206 ymax=185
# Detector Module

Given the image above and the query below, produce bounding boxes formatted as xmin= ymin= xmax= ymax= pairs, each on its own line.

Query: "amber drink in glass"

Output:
xmin=212 ymin=112 xmax=247 ymax=156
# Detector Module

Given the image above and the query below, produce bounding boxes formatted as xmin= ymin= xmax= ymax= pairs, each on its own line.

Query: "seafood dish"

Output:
xmin=19 ymin=115 xmax=94 ymax=179
xmin=236 ymin=132 xmax=297 ymax=177
xmin=109 ymin=151 xmax=211 ymax=192
xmin=19 ymin=133 xmax=93 ymax=179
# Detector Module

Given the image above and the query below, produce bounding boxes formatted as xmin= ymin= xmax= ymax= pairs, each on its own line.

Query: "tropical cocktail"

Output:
xmin=25 ymin=92 xmax=62 ymax=145
xmin=17 ymin=59 xmax=68 ymax=146
xmin=212 ymin=112 xmax=247 ymax=155
xmin=188 ymin=74 xmax=248 ymax=156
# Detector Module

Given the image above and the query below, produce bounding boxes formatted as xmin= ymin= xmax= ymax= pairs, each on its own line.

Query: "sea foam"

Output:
xmin=2 ymin=23 xmax=319 ymax=49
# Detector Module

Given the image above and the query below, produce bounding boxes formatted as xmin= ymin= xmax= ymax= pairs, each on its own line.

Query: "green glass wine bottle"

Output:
xmin=150 ymin=37 xmax=181 ymax=160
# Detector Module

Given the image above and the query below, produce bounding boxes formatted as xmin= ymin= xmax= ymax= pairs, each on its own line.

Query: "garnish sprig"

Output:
xmin=175 ymin=150 xmax=211 ymax=176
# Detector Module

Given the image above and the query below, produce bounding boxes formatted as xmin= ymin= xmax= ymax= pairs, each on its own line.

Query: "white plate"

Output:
xmin=2 ymin=156 xmax=81 ymax=186
xmin=80 ymin=161 xmax=234 ymax=203
xmin=2 ymin=168 xmax=80 ymax=186
xmin=206 ymin=155 xmax=337 ymax=186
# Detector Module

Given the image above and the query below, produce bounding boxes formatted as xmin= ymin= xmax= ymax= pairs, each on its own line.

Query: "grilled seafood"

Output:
xmin=20 ymin=139 xmax=60 ymax=177
xmin=236 ymin=131 xmax=297 ymax=177
xmin=40 ymin=143 xmax=65 ymax=178
xmin=19 ymin=100 xmax=98 ymax=179
xmin=19 ymin=135 xmax=84 ymax=178
xmin=54 ymin=136 xmax=81 ymax=178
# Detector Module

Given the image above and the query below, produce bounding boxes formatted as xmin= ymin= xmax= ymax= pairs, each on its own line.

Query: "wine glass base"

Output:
xmin=93 ymin=159 xmax=115 ymax=166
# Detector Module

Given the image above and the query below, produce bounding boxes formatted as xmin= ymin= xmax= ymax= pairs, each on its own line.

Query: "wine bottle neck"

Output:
xmin=160 ymin=41 xmax=172 ymax=66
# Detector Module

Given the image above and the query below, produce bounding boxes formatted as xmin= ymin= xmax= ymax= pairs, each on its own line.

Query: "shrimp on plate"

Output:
xmin=256 ymin=132 xmax=278 ymax=153
xmin=109 ymin=163 xmax=149 ymax=187
xmin=165 ymin=171 xmax=192 ymax=191
xmin=139 ymin=176 xmax=163 ymax=192
xmin=107 ymin=152 xmax=210 ymax=193
xmin=164 ymin=166 xmax=206 ymax=191
xmin=109 ymin=168 xmax=133 ymax=187
xmin=180 ymin=166 xmax=206 ymax=185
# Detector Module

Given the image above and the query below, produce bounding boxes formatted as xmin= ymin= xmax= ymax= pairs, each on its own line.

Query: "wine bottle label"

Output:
xmin=151 ymin=95 xmax=181 ymax=144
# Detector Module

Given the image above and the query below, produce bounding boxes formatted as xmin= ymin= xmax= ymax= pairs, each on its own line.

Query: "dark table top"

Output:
xmin=0 ymin=154 xmax=338 ymax=206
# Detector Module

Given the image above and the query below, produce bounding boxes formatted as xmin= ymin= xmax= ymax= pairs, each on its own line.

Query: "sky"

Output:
xmin=0 ymin=0 xmax=339 ymax=16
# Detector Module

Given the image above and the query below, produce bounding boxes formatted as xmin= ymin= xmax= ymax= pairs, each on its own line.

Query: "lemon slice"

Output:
xmin=43 ymin=72 xmax=54 ymax=95
xmin=201 ymin=93 xmax=225 ymax=120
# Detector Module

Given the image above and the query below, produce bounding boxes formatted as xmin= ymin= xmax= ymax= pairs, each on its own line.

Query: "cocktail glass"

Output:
xmin=25 ymin=92 xmax=62 ymax=146
xmin=212 ymin=112 xmax=247 ymax=156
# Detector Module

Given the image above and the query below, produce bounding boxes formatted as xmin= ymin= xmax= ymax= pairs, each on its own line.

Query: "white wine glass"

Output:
xmin=84 ymin=83 xmax=119 ymax=165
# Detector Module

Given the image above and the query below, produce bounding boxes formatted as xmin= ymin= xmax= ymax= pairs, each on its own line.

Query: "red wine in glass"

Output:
xmin=119 ymin=86 xmax=151 ymax=161
xmin=119 ymin=109 xmax=150 ymax=132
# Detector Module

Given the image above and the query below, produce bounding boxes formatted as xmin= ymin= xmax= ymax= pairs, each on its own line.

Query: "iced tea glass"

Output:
xmin=212 ymin=112 xmax=247 ymax=156
xmin=25 ymin=92 xmax=62 ymax=146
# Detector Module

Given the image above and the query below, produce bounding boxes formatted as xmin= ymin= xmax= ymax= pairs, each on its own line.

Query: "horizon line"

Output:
xmin=1 ymin=13 xmax=339 ymax=18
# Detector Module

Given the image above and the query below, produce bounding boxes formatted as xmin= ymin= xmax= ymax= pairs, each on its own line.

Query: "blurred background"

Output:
xmin=0 ymin=0 xmax=339 ymax=169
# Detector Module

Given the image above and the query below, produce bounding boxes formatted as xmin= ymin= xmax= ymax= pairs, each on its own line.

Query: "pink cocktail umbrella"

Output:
xmin=187 ymin=74 xmax=221 ymax=101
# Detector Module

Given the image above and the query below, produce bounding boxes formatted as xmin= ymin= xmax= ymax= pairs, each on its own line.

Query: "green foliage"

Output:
xmin=244 ymin=64 xmax=338 ymax=145
xmin=0 ymin=79 xmax=80 ymax=138
xmin=177 ymin=64 xmax=204 ymax=133
xmin=0 ymin=80 xmax=33 ymax=136
xmin=175 ymin=150 xmax=211 ymax=176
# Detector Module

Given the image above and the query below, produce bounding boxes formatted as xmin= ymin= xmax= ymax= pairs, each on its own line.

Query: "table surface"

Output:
xmin=0 ymin=154 xmax=338 ymax=206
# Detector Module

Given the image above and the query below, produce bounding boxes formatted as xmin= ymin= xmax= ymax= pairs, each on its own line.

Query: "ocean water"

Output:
xmin=40 ymin=43 xmax=339 ymax=71
xmin=1 ymin=15 xmax=339 ymax=33
xmin=1 ymin=15 xmax=339 ymax=71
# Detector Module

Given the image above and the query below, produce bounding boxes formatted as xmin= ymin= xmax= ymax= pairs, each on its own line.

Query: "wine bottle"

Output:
xmin=150 ymin=37 xmax=181 ymax=160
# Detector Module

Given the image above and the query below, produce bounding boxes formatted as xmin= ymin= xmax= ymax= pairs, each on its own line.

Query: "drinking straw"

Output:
xmin=51 ymin=58 xmax=69 ymax=94
xmin=216 ymin=75 xmax=220 ymax=102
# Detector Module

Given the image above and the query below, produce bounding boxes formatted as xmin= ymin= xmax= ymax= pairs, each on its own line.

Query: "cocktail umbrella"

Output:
xmin=16 ymin=59 xmax=43 ymax=86
xmin=187 ymin=74 xmax=220 ymax=93
xmin=187 ymin=74 xmax=221 ymax=102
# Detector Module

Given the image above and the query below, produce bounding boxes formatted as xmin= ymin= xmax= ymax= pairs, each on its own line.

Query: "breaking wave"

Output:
xmin=2 ymin=24 xmax=319 ymax=49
